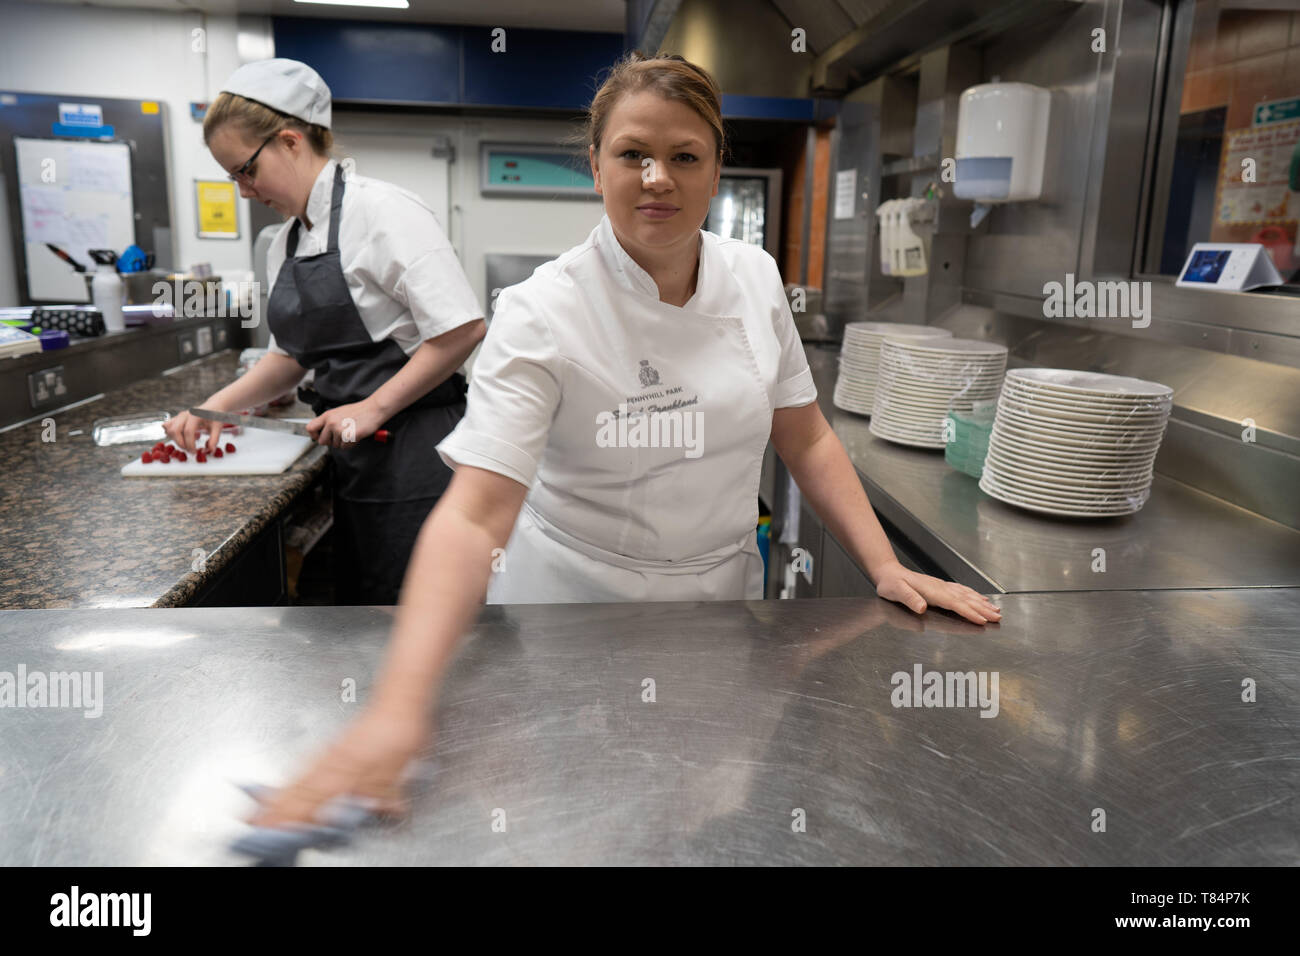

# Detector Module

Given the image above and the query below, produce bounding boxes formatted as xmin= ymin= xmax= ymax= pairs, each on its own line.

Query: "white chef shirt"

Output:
xmin=264 ymin=158 xmax=483 ymax=358
xmin=436 ymin=213 xmax=816 ymax=564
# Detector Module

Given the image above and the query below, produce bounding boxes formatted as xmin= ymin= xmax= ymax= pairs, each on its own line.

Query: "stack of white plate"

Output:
xmin=869 ymin=338 xmax=1008 ymax=447
xmin=980 ymin=368 xmax=1173 ymax=517
xmin=833 ymin=322 xmax=953 ymax=414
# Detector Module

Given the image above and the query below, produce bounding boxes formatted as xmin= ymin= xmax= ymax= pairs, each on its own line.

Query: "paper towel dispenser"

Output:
xmin=954 ymin=82 xmax=1051 ymax=203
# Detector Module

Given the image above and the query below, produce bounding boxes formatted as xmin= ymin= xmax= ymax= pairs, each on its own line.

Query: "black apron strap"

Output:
xmin=285 ymin=219 xmax=301 ymax=258
xmin=327 ymin=163 xmax=346 ymax=252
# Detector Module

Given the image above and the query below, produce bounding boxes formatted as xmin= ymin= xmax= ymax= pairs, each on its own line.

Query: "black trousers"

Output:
xmin=331 ymin=491 xmax=440 ymax=605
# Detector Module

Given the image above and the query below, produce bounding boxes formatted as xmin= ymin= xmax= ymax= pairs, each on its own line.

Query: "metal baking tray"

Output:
xmin=91 ymin=411 xmax=172 ymax=446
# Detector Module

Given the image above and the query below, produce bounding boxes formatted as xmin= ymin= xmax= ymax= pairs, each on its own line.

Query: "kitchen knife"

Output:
xmin=190 ymin=407 xmax=390 ymax=443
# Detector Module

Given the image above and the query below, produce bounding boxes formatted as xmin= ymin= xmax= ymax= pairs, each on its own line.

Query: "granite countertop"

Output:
xmin=0 ymin=351 xmax=327 ymax=609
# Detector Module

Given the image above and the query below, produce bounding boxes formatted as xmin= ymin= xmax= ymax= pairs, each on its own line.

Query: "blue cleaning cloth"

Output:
xmin=229 ymin=782 xmax=380 ymax=867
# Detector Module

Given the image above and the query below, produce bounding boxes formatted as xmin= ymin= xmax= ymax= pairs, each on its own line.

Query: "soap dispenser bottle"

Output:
xmin=89 ymin=249 xmax=125 ymax=333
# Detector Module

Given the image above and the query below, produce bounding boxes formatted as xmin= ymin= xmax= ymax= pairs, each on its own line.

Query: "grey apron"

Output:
xmin=266 ymin=163 xmax=466 ymax=504
xmin=267 ymin=164 xmax=467 ymax=603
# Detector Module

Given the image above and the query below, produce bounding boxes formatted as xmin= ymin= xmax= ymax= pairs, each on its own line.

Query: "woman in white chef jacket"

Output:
xmin=248 ymin=53 xmax=1002 ymax=828
xmin=165 ymin=59 xmax=485 ymax=605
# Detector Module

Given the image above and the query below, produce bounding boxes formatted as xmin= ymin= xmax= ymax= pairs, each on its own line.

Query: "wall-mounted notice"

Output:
xmin=195 ymin=180 xmax=239 ymax=239
xmin=834 ymin=168 xmax=857 ymax=220
xmin=1216 ymin=120 xmax=1300 ymax=226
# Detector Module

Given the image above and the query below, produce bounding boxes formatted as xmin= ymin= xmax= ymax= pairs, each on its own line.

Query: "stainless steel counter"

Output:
xmin=2 ymin=592 xmax=1296 ymax=865
xmin=804 ymin=345 xmax=1300 ymax=593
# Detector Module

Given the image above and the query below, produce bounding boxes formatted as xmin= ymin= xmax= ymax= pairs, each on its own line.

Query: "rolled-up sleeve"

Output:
xmin=435 ymin=286 xmax=563 ymax=489
xmin=765 ymin=254 xmax=817 ymax=408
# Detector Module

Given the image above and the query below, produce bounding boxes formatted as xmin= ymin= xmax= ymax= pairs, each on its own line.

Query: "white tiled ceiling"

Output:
xmin=11 ymin=0 xmax=627 ymax=32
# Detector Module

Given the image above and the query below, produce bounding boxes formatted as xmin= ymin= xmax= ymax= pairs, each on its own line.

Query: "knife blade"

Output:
xmin=190 ymin=407 xmax=390 ymax=443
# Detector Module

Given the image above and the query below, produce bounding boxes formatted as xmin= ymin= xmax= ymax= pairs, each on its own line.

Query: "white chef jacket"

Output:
xmin=436 ymin=213 xmax=817 ymax=604
xmin=264 ymin=158 xmax=483 ymax=358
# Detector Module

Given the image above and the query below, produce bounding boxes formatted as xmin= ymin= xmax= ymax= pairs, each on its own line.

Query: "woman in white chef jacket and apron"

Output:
xmin=165 ymin=59 xmax=485 ymax=605
xmin=248 ymin=53 xmax=1002 ymax=828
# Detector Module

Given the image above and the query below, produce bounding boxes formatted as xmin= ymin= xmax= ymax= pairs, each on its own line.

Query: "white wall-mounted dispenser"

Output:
xmin=953 ymin=82 xmax=1051 ymax=203
xmin=875 ymin=200 xmax=897 ymax=275
xmin=876 ymin=198 xmax=937 ymax=276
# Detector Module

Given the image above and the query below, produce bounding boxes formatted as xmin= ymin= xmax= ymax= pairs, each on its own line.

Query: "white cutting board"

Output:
xmin=121 ymin=423 xmax=315 ymax=477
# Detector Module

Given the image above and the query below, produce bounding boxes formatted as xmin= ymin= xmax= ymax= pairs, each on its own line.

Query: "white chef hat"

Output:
xmin=221 ymin=58 xmax=332 ymax=129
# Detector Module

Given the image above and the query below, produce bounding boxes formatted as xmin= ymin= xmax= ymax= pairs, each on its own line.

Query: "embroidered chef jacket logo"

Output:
xmin=596 ymin=361 xmax=704 ymax=458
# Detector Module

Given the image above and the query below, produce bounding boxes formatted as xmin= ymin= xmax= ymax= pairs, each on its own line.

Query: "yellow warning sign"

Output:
xmin=195 ymin=180 xmax=239 ymax=238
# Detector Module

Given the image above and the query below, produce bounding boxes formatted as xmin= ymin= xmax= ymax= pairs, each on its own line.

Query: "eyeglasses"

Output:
xmin=229 ymin=134 xmax=277 ymax=185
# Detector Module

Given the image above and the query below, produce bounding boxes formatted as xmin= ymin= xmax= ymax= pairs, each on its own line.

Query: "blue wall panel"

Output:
xmin=273 ymin=18 xmax=462 ymax=105
xmin=271 ymin=17 xmax=826 ymax=121
xmin=461 ymin=28 xmax=624 ymax=110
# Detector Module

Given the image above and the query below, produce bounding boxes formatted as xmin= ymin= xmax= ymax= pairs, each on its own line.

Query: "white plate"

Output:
xmin=879 ymin=368 xmax=1007 ymax=385
xmin=994 ymin=406 xmax=1168 ymax=433
xmin=870 ymin=415 xmax=946 ymax=435
xmin=985 ymin=445 xmax=1156 ymax=479
xmin=989 ymin=422 xmax=1164 ymax=454
xmin=979 ymin=475 xmax=1146 ymax=517
xmin=845 ymin=323 xmax=952 ymax=341
xmin=982 ymin=468 xmax=1151 ymax=506
xmin=988 ymin=433 xmax=1157 ymax=464
xmin=883 ymin=336 xmax=1009 ymax=356
xmin=984 ymin=458 xmax=1154 ymax=493
xmin=880 ymin=349 xmax=1008 ymax=364
xmin=878 ymin=373 xmax=1005 ymax=390
xmin=997 ymin=391 xmax=1170 ymax=426
xmin=993 ymin=382 xmax=1170 ymax=411
xmin=989 ymin=428 xmax=1165 ymax=459
xmin=994 ymin=405 xmax=1168 ymax=435
xmin=880 ymin=355 xmax=1007 ymax=372
xmin=1001 ymin=377 xmax=1172 ymax=410
xmin=988 ymin=441 xmax=1162 ymax=469
xmin=869 ymin=426 xmax=948 ymax=449
xmin=984 ymin=458 xmax=1153 ymax=492
xmin=981 ymin=476 xmax=1145 ymax=511
xmin=836 ymin=388 xmax=877 ymax=403
xmin=1006 ymin=367 xmax=1172 ymax=399
xmin=876 ymin=386 xmax=998 ymax=404
xmin=873 ymin=410 xmax=951 ymax=427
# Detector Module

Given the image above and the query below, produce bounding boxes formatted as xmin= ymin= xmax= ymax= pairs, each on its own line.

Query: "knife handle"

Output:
xmin=372 ymin=429 xmax=390 ymax=444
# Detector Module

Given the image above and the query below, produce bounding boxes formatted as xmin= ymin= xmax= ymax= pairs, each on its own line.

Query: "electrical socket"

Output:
xmin=177 ymin=329 xmax=197 ymax=362
xmin=196 ymin=325 xmax=213 ymax=356
xmin=28 ymin=365 xmax=67 ymax=410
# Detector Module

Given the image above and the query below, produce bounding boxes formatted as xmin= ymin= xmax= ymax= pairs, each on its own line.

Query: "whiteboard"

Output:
xmin=15 ymin=137 xmax=135 ymax=302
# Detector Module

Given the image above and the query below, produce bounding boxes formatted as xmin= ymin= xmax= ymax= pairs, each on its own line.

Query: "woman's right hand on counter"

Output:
xmin=164 ymin=401 xmax=230 ymax=455
xmin=872 ymin=561 xmax=1002 ymax=624
xmin=247 ymin=701 xmax=429 ymax=829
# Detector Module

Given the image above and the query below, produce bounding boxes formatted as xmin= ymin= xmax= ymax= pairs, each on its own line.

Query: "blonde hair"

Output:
xmin=202 ymin=92 xmax=334 ymax=156
xmin=586 ymin=51 xmax=726 ymax=161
